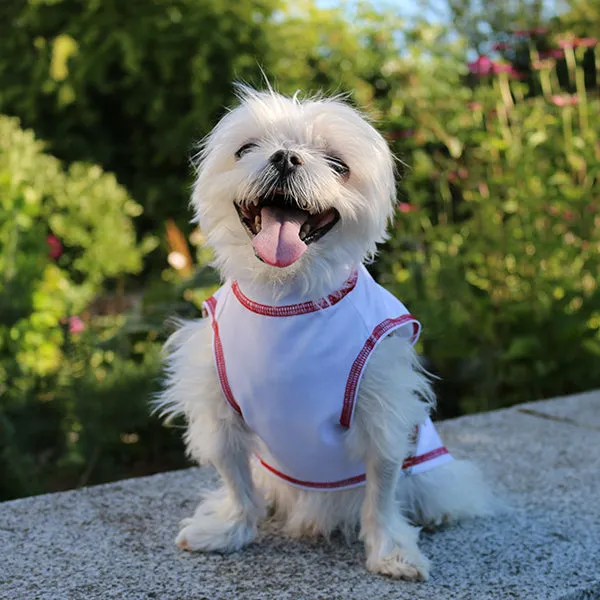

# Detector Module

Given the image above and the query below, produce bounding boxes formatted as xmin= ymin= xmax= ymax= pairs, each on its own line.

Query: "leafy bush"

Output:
xmin=0 ymin=116 xmax=182 ymax=498
xmin=375 ymin=28 xmax=600 ymax=414
xmin=2 ymin=1 xmax=599 ymax=500
xmin=0 ymin=115 xmax=145 ymax=387
xmin=0 ymin=0 xmax=278 ymax=229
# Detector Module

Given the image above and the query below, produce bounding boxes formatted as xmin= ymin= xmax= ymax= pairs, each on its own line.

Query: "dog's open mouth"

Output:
xmin=234 ymin=191 xmax=340 ymax=268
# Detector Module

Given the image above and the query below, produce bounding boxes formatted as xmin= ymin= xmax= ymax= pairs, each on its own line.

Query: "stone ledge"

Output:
xmin=1 ymin=392 xmax=599 ymax=600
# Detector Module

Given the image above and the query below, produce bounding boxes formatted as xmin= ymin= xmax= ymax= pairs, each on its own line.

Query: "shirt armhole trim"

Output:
xmin=203 ymin=296 xmax=243 ymax=418
xmin=340 ymin=315 xmax=420 ymax=428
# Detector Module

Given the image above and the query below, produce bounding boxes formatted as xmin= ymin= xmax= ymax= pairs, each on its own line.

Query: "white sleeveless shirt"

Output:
xmin=203 ymin=264 xmax=453 ymax=491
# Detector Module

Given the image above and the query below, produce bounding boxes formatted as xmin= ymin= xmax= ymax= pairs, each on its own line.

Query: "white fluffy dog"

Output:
xmin=157 ymin=86 xmax=494 ymax=581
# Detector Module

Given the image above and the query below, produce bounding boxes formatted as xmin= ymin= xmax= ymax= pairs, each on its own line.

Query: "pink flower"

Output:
xmin=493 ymin=63 xmax=511 ymax=73
xmin=558 ymin=39 xmax=575 ymax=49
xmin=448 ymin=168 xmax=469 ymax=182
xmin=578 ymin=37 xmax=598 ymax=48
xmin=68 ymin=316 xmax=85 ymax=334
xmin=468 ymin=55 xmax=494 ymax=76
xmin=492 ymin=63 xmax=524 ymax=78
xmin=467 ymin=101 xmax=483 ymax=111
xmin=532 ymin=59 xmax=554 ymax=70
xmin=559 ymin=37 xmax=597 ymax=49
xmin=398 ymin=202 xmax=416 ymax=214
xmin=47 ymin=234 xmax=63 ymax=260
xmin=478 ymin=182 xmax=490 ymax=198
xmin=550 ymin=94 xmax=579 ymax=107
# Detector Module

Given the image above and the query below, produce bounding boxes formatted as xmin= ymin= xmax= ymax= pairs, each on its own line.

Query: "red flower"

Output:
xmin=468 ymin=55 xmax=494 ymax=76
xmin=398 ymin=202 xmax=417 ymax=214
xmin=550 ymin=94 xmax=579 ymax=107
xmin=47 ymin=234 xmax=63 ymax=260
xmin=492 ymin=41 xmax=509 ymax=51
xmin=539 ymin=49 xmax=565 ymax=60
xmin=388 ymin=129 xmax=415 ymax=140
xmin=563 ymin=210 xmax=575 ymax=221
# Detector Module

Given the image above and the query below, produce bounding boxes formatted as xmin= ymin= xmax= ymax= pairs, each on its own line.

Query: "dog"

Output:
xmin=156 ymin=86 xmax=495 ymax=581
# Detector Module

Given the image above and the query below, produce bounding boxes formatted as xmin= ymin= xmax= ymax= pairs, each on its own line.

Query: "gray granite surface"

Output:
xmin=1 ymin=392 xmax=599 ymax=600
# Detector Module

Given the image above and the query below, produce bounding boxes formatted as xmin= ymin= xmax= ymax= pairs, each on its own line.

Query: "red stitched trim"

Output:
xmin=258 ymin=447 xmax=449 ymax=486
xmin=204 ymin=296 xmax=242 ymax=416
xmin=340 ymin=315 xmax=420 ymax=427
xmin=258 ymin=458 xmax=366 ymax=489
xmin=231 ymin=270 xmax=358 ymax=317
xmin=402 ymin=446 xmax=450 ymax=469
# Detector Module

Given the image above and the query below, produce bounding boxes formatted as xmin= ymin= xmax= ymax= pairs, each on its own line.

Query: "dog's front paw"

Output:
xmin=366 ymin=546 xmax=430 ymax=581
xmin=176 ymin=513 xmax=257 ymax=553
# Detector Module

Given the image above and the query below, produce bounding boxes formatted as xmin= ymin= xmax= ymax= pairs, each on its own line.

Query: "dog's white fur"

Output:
xmin=157 ymin=86 xmax=495 ymax=581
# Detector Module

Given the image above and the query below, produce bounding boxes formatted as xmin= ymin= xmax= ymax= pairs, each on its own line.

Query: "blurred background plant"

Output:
xmin=0 ymin=0 xmax=598 ymax=499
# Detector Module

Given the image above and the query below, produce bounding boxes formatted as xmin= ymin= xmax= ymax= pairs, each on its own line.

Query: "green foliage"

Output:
xmin=374 ymin=26 xmax=600 ymax=414
xmin=0 ymin=116 xmax=144 ymax=387
xmin=0 ymin=0 xmax=279 ymax=229
xmin=1 ymin=0 xmax=599 ymax=499
xmin=0 ymin=116 xmax=183 ymax=498
xmin=447 ymin=0 xmax=547 ymax=51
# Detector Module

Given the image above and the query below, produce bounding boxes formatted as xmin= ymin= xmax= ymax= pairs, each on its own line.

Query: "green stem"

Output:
xmin=562 ymin=106 xmax=572 ymax=151
xmin=512 ymin=78 xmax=524 ymax=103
xmin=575 ymin=66 xmax=588 ymax=134
xmin=498 ymin=101 xmax=512 ymax=145
xmin=498 ymin=72 xmax=514 ymax=110
xmin=540 ymin=68 xmax=552 ymax=98
xmin=564 ymin=45 xmax=576 ymax=89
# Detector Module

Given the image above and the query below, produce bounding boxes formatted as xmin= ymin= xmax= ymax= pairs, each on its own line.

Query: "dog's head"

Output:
xmin=192 ymin=86 xmax=396 ymax=293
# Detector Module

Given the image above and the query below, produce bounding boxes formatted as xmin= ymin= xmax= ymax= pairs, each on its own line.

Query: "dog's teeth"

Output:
xmin=254 ymin=215 xmax=261 ymax=233
xmin=300 ymin=223 xmax=311 ymax=241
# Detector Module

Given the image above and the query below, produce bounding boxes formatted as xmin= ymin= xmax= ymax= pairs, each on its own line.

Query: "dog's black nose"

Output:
xmin=269 ymin=150 xmax=303 ymax=175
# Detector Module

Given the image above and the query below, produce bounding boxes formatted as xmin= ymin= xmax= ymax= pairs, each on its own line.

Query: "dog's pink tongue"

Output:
xmin=252 ymin=206 xmax=308 ymax=268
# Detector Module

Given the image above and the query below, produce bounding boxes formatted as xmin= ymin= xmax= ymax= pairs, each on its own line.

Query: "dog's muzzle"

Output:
xmin=234 ymin=189 xmax=339 ymax=268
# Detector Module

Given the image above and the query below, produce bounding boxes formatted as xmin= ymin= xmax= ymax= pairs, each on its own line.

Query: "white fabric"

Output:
xmin=204 ymin=264 xmax=452 ymax=491
xmin=403 ymin=418 xmax=453 ymax=476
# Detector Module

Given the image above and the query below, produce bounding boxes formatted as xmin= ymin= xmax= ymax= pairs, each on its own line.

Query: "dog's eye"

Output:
xmin=235 ymin=143 xmax=257 ymax=159
xmin=325 ymin=155 xmax=350 ymax=176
